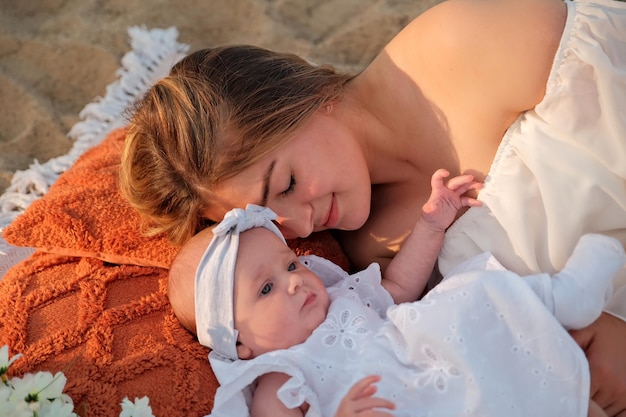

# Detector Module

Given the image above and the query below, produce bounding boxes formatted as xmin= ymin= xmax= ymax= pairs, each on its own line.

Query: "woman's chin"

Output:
xmin=337 ymin=210 xmax=370 ymax=232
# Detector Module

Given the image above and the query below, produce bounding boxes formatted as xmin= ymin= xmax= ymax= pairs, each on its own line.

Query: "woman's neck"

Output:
xmin=341 ymin=56 xmax=451 ymax=186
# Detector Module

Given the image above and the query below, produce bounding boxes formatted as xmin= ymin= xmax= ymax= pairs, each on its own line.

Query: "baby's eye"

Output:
xmin=281 ymin=174 xmax=296 ymax=196
xmin=287 ymin=262 xmax=297 ymax=272
xmin=260 ymin=283 xmax=273 ymax=295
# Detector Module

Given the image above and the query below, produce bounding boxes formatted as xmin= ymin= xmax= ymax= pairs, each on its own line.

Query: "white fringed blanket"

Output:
xmin=0 ymin=26 xmax=188 ymax=279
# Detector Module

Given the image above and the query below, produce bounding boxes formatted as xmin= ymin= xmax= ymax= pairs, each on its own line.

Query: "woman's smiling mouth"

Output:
xmin=323 ymin=194 xmax=339 ymax=228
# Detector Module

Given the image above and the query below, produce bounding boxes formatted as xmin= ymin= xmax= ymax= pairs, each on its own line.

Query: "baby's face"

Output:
xmin=233 ymin=227 xmax=330 ymax=359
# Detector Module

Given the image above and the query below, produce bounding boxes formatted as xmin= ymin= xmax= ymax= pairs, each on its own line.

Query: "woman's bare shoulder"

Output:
xmin=384 ymin=0 xmax=567 ymax=112
xmin=413 ymin=0 xmax=565 ymax=38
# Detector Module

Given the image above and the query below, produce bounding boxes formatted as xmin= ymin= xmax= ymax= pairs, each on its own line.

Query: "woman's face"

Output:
xmin=207 ymin=109 xmax=372 ymax=239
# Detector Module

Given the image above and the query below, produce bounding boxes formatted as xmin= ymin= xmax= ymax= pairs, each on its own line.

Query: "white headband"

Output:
xmin=195 ymin=204 xmax=286 ymax=360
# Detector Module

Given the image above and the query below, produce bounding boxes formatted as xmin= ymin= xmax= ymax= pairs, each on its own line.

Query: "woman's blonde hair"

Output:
xmin=120 ymin=45 xmax=353 ymax=245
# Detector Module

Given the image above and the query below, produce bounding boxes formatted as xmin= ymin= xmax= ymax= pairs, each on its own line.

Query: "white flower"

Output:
xmin=5 ymin=370 xmax=73 ymax=417
xmin=120 ymin=396 xmax=155 ymax=417
xmin=0 ymin=384 xmax=28 ymax=417
xmin=0 ymin=392 xmax=32 ymax=417
xmin=0 ymin=345 xmax=22 ymax=382
xmin=10 ymin=371 xmax=67 ymax=404
xmin=39 ymin=397 xmax=78 ymax=417
xmin=0 ymin=382 xmax=11 ymax=400
xmin=1 ymin=346 xmax=155 ymax=417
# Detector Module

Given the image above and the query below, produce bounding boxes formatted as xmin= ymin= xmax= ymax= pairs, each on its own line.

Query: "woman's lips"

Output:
xmin=323 ymin=194 xmax=339 ymax=228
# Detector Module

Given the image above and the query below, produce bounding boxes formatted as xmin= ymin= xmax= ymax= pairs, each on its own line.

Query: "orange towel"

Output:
xmin=1 ymin=127 xmax=350 ymax=416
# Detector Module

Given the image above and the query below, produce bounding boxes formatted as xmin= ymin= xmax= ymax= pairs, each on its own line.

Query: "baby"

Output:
xmin=168 ymin=173 xmax=623 ymax=417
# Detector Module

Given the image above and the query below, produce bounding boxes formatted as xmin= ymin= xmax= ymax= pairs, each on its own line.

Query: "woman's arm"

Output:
xmin=570 ymin=313 xmax=626 ymax=417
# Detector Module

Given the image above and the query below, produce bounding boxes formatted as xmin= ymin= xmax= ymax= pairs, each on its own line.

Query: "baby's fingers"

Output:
xmin=337 ymin=375 xmax=396 ymax=417
xmin=352 ymin=396 xmax=396 ymax=413
xmin=430 ymin=168 xmax=451 ymax=190
xmin=461 ymin=196 xmax=483 ymax=208
xmin=430 ymin=169 xmax=483 ymax=195
xmin=347 ymin=375 xmax=383 ymax=399
xmin=445 ymin=174 xmax=481 ymax=191
xmin=339 ymin=397 xmax=396 ymax=417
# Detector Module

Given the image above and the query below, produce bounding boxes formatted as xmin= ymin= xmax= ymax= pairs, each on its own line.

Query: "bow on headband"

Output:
xmin=195 ymin=204 xmax=286 ymax=360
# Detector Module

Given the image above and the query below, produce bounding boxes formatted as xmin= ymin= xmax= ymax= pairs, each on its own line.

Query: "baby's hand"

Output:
xmin=422 ymin=168 xmax=483 ymax=231
xmin=335 ymin=375 xmax=395 ymax=417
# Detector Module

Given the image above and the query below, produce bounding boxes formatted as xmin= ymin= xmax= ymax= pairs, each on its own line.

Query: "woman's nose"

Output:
xmin=274 ymin=209 xmax=314 ymax=239
xmin=276 ymin=222 xmax=311 ymax=240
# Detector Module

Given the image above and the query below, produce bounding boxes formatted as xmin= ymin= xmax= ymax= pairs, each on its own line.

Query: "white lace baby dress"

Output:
xmin=208 ymin=255 xmax=588 ymax=417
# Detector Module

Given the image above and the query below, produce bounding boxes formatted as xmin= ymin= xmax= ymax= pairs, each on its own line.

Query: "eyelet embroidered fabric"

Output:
xmin=208 ymin=255 xmax=589 ymax=417
xmin=439 ymin=0 xmax=626 ymax=321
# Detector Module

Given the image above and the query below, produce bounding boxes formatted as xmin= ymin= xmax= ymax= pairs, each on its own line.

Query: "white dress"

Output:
xmin=208 ymin=255 xmax=591 ymax=417
xmin=439 ymin=0 xmax=626 ymax=320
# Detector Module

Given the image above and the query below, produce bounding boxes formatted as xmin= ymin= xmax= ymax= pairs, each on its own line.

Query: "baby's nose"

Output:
xmin=287 ymin=275 xmax=304 ymax=294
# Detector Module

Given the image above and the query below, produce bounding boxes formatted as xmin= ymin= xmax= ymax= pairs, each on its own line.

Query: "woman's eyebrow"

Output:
xmin=260 ymin=160 xmax=276 ymax=206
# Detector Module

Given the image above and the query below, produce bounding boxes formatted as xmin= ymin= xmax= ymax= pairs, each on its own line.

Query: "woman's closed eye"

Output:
xmin=281 ymin=174 xmax=296 ymax=196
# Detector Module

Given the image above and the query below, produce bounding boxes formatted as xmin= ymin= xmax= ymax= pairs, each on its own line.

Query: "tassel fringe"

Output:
xmin=0 ymin=26 xmax=188 ymax=277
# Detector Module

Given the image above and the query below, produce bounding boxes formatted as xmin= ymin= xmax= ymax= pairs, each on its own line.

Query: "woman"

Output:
xmin=120 ymin=0 xmax=626 ymax=414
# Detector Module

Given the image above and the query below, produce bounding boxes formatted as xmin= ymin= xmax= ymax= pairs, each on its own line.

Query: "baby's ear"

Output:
xmin=236 ymin=342 xmax=254 ymax=360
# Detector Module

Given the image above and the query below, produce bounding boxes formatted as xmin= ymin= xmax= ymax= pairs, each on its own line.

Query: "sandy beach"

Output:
xmin=0 ymin=0 xmax=442 ymax=196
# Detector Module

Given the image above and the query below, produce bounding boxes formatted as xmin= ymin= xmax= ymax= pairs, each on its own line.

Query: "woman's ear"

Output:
xmin=236 ymin=342 xmax=254 ymax=360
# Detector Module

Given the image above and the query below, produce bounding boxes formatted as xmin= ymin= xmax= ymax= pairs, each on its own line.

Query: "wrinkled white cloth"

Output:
xmin=195 ymin=204 xmax=285 ymax=360
xmin=207 ymin=249 xmax=606 ymax=417
xmin=439 ymin=0 xmax=626 ymax=320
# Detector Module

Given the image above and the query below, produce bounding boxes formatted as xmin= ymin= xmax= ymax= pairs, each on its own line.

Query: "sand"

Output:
xmin=0 ymin=0 xmax=442 ymax=195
